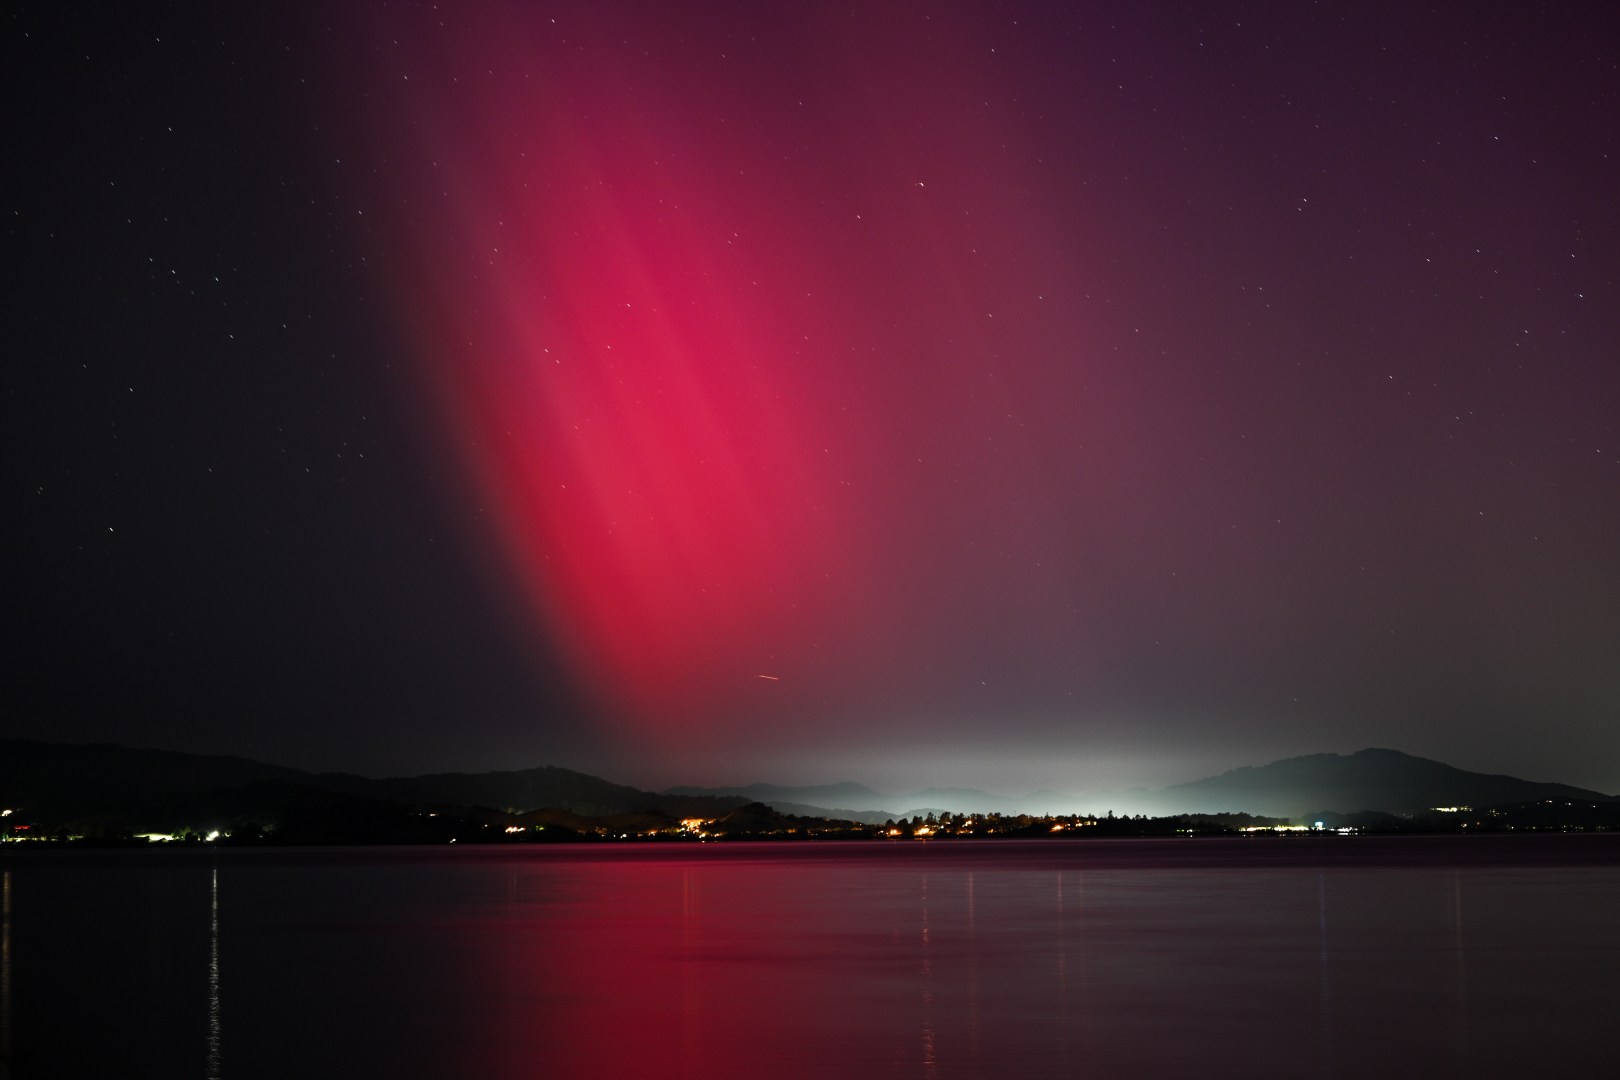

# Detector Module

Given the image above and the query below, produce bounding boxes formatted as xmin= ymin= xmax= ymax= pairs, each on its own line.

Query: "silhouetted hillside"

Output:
xmin=365 ymin=766 xmax=745 ymax=819
xmin=648 ymin=750 xmax=1619 ymax=821
xmin=7 ymin=740 xmax=1612 ymax=839
xmin=705 ymin=802 xmax=860 ymax=835
xmin=1153 ymin=748 xmax=1613 ymax=817
xmin=665 ymin=780 xmax=894 ymax=811
xmin=0 ymin=739 xmax=745 ymax=829
xmin=664 ymin=780 xmax=1026 ymax=819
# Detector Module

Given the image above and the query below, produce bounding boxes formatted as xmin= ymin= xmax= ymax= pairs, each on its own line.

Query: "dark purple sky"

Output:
xmin=8 ymin=2 xmax=1618 ymax=796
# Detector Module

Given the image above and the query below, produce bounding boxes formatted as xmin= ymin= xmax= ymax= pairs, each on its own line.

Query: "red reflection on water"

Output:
xmin=471 ymin=855 xmax=963 ymax=1079
xmin=8 ymin=839 xmax=1617 ymax=1079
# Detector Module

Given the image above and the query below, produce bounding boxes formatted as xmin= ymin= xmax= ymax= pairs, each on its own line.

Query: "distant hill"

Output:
xmin=666 ymin=749 xmax=1615 ymax=820
xmin=354 ymin=766 xmax=744 ymax=819
xmin=664 ymin=780 xmax=1041 ymax=820
xmin=1149 ymin=748 xmax=1614 ymax=817
xmin=6 ymin=739 xmax=1610 ymax=833
xmin=664 ymin=781 xmax=895 ymax=812
xmin=0 ymin=739 xmax=746 ymax=827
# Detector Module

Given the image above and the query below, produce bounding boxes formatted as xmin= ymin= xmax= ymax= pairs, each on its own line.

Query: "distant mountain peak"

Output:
xmin=1156 ymin=747 xmax=1610 ymax=816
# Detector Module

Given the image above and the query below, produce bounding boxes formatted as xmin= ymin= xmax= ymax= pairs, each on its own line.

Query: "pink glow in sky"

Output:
xmin=320 ymin=2 xmax=1618 ymax=788
xmin=352 ymin=6 xmax=1133 ymax=759
xmin=11 ymin=2 xmax=1618 ymax=793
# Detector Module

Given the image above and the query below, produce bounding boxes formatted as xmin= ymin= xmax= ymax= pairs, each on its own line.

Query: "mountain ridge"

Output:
xmin=1149 ymin=747 xmax=1612 ymax=817
xmin=3 ymin=739 xmax=1611 ymax=828
xmin=0 ymin=738 xmax=748 ymax=824
xmin=663 ymin=748 xmax=1614 ymax=819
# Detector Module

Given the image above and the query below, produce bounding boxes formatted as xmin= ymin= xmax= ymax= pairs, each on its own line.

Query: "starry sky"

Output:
xmin=8 ymin=2 xmax=1618 ymax=797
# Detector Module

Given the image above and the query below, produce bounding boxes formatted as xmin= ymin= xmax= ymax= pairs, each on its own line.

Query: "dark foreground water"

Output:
xmin=3 ymin=836 xmax=1616 ymax=1079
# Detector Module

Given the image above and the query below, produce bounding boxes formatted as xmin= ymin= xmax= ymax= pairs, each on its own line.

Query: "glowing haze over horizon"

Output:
xmin=10 ymin=2 xmax=1619 ymax=796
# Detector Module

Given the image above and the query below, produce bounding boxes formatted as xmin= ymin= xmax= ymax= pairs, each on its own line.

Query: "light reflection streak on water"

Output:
xmin=1054 ymin=870 xmax=1073 ymax=1076
xmin=1054 ymin=871 xmax=1067 ymax=991
xmin=965 ymin=871 xmax=980 ymax=1064
xmin=1317 ymin=870 xmax=1331 ymax=1077
xmin=207 ymin=865 xmax=221 ymax=1080
xmin=918 ymin=874 xmax=936 ymax=1076
xmin=679 ymin=867 xmax=698 ymax=1070
xmin=2 ymin=870 xmax=11 ymax=1080
xmin=1452 ymin=871 xmax=1468 ymax=1063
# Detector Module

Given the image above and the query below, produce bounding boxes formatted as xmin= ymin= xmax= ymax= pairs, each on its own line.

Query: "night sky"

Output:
xmin=8 ymin=2 xmax=1618 ymax=797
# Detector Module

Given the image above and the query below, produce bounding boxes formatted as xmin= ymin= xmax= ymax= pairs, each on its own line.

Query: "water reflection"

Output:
xmin=1451 ymin=869 xmax=1469 ymax=1067
xmin=1055 ymin=869 xmax=1072 ymax=999
xmin=207 ymin=865 xmax=221 ymax=1080
xmin=0 ymin=839 xmax=1614 ymax=1080
xmin=963 ymin=871 xmax=980 ymax=1064
xmin=1316 ymin=870 xmax=1331 ymax=1078
xmin=2 ymin=870 xmax=12 ymax=1080
xmin=916 ymin=873 xmax=935 ymax=1075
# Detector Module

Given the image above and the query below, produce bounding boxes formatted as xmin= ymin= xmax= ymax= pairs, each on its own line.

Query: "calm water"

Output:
xmin=3 ymin=836 xmax=1616 ymax=1079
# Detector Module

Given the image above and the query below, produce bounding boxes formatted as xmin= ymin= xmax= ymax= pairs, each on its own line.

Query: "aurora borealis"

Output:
xmin=9 ymin=2 xmax=1619 ymax=795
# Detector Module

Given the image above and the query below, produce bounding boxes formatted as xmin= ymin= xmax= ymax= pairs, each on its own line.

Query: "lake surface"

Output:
xmin=3 ymin=836 xmax=1617 ymax=1079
